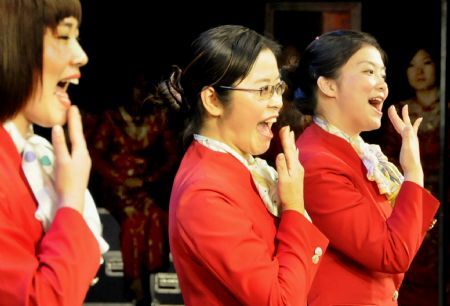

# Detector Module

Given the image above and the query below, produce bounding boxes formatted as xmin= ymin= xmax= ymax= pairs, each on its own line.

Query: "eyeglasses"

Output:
xmin=218 ymin=80 xmax=287 ymax=100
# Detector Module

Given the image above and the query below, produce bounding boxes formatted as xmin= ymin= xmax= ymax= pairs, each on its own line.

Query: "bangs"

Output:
xmin=44 ymin=0 xmax=82 ymax=28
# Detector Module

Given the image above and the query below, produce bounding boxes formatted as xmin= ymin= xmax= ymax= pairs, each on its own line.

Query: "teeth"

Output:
xmin=61 ymin=79 xmax=79 ymax=85
xmin=370 ymin=97 xmax=383 ymax=103
xmin=63 ymin=82 xmax=70 ymax=91
xmin=265 ymin=118 xmax=277 ymax=124
xmin=59 ymin=78 xmax=79 ymax=85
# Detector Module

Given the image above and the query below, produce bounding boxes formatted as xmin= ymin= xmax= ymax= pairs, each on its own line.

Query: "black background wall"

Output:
xmin=76 ymin=0 xmax=445 ymax=112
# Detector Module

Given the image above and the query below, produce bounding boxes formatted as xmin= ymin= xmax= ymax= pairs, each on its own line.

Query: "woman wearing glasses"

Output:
xmin=153 ymin=25 xmax=328 ymax=305
xmin=286 ymin=30 xmax=439 ymax=305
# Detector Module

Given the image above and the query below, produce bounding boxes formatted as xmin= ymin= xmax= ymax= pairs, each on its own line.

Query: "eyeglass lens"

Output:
xmin=260 ymin=82 xmax=286 ymax=99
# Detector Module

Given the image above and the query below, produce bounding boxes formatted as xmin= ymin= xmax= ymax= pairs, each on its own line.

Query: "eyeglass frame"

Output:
xmin=218 ymin=80 xmax=287 ymax=100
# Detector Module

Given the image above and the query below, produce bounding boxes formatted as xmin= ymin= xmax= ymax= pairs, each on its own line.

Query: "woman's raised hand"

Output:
xmin=52 ymin=106 xmax=91 ymax=213
xmin=276 ymin=126 xmax=305 ymax=214
xmin=387 ymin=104 xmax=424 ymax=186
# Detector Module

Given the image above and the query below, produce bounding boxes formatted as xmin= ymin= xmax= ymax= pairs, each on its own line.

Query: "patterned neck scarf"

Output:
xmin=313 ymin=117 xmax=404 ymax=205
xmin=3 ymin=121 xmax=109 ymax=254
xmin=194 ymin=134 xmax=311 ymax=221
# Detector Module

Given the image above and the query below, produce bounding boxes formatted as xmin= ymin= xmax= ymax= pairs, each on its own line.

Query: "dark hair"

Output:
xmin=288 ymin=30 xmax=386 ymax=115
xmin=0 ymin=0 xmax=82 ymax=122
xmin=155 ymin=25 xmax=281 ymax=145
xmin=403 ymin=41 xmax=439 ymax=72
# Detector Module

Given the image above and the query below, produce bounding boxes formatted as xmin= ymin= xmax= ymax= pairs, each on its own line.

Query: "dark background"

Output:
xmin=75 ymin=0 xmax=445 ymax=113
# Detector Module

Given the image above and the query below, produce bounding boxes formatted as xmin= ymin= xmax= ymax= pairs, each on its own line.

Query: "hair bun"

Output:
xmin=156 ymin=66 xmax=185 ymax=111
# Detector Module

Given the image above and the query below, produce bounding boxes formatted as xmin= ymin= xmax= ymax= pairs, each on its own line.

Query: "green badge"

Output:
xmin=40 ymin=155 xmax=51 ymax=166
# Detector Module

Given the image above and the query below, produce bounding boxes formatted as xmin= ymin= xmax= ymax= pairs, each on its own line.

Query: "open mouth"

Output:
xmin=57 ymin=78 xmax=79 ymax=92
xmin=55 ymin=78 xmax=79 ymax=107
xmin=368 ymin=97 xmax=383 ymax=114
xmin=257 ymin=117 xmax=277 ymax=138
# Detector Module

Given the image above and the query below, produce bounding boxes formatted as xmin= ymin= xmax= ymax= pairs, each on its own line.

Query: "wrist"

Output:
xmin=58 ymin=194 xmax=85 ymax=214
xmin=404 ymin=170 xmax=424 ymax=187
xmin=281 ymin=200 xmax=305 ymax=214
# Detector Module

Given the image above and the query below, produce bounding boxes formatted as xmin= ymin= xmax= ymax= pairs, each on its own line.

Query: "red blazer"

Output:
xmin=0 ymin=126 xmax=100 ymax=306
xmin=169 ymin=141 xmax=329 ymax=306
xmin=297 ymin=123 xmax=440 ymax=306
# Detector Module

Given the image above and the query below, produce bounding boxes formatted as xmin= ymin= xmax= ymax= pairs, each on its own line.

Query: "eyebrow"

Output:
xmin=60 ymin=21 xmax=75 ymax=28
xmin=57 ymin=22 xmax=79 ymax=36
xmin=357 ymin=61 xmax=386 ymax=72
xmin=253 ymin=75 xmax=281 ymax=84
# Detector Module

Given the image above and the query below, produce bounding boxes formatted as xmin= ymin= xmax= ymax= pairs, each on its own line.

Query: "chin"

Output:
xmin=367 ymin=118 xmax=382 ymax=131
xmin=374 ymin=120 xmax=382 ymax=129
xmin=253 ymin=145 xmax=271 ymax=157
xmin=248 ymin=136 xmax=272 ymax=156
xmin=39 ymin=115 xmax=67 ymax=128
xmin=54 ymin=116 xmax=68 ymax=127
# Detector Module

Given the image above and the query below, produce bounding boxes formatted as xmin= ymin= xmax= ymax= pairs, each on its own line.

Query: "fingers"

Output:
xmin=52 ymin=125 xmax=69 ymax=162
xmin=279 ymin=126 xmax=297 ymax=174
xmin=387 ymin=105 xmax=403 ymax=135
xmin=67 ymin=106 xmax=87 ymax=152
xmin=401 ymin=104 xmax=411 ymax=126
xmin=412 ymin=117 xmax=423 ymax=134
xmin=388 ymin=104 xmax=418 ymax=137
xmin=275 ymin=130 xmax=304 ymax=213
xmin=275 ymin=153 xmax=287 ymax=177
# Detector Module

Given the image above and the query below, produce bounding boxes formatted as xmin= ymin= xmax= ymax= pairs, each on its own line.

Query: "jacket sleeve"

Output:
xmin=303 ymin=154 xmax=439 ymax=274
xmin=175 ymin=189 xmax=329 ymax=306
xmin=0 ymin=206 xmax=101 ymax=306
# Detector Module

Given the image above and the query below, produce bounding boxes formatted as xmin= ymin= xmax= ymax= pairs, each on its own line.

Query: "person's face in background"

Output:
xmin=215 ymin=49 xmax=283 ymax=157
xmin=331 ymin=45 xmax=388 ymax=135
xmin=406 ymin=49 xmax=436 ymax=91
xmin=22 ymin=17 xmax=88 ymax=128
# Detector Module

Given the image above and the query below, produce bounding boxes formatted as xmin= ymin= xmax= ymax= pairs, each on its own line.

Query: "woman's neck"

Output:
xmin=198 ymin=126 xmax=248 ymax=159
xmin=315 ymin=113 xmax=359 ymax=138
xmin=415 ymin=87 xmax=439 ymax=108
xmin=11 ymin=113 xmax=31 ymax=138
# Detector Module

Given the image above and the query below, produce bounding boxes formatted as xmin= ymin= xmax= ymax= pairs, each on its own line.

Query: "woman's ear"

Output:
xmin=317 ymin=76 xmax=337 ymax=98
xmin=200 ymin=86 xmax=223 ymax=117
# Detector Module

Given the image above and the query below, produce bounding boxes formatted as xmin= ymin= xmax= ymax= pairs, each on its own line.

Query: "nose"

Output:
xmin=71 ymin=39 xmax=88 ymax=67
xmin=378 ymin=78 xmax=389 ymax=97
xmin=268 ymin=90 xmax=283 ymax=110
xmin=416 ymin=66 xmax=425 ymax=76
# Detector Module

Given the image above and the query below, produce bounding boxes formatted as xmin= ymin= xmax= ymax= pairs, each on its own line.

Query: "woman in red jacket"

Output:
xmin=0 ymin=1 xmax=106 ymax=305
xmin=285 ymin=30 xmax=440 ymax=305
xmin=155 ymin=25 xmax=329 ymax=305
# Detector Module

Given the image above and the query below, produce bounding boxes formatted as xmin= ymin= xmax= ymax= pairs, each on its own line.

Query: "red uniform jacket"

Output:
xmin=169 ymin=141 xmax=329 ymax=306
xmin=0 ymin=126 xmax=100 ymax=306
xmin=297 ymin=123 xmax=440 ymax=306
